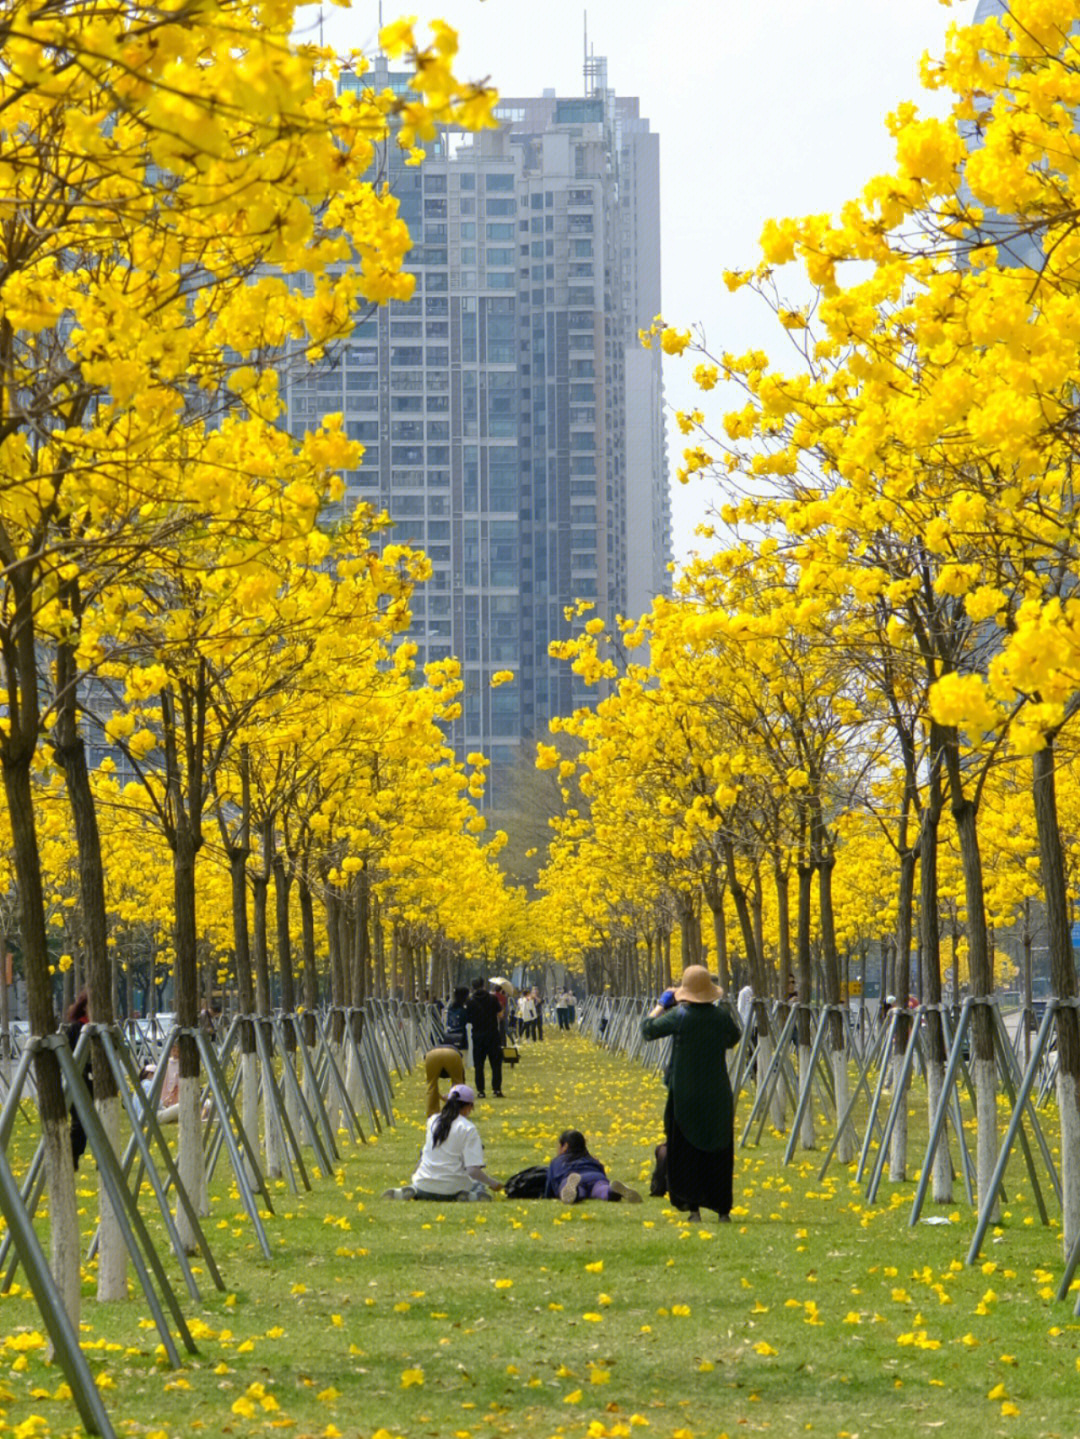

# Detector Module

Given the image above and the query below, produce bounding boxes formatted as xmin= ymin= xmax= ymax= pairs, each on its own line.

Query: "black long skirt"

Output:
xmin=664 ymin=1093 xmax=733 ymax=1218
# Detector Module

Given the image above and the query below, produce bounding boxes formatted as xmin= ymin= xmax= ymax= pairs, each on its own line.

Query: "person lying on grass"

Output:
xmin=544 ymin=1128 xmax=642 ymax=1204
xmin=383 ymin=1084 xmax=504 ymax=1202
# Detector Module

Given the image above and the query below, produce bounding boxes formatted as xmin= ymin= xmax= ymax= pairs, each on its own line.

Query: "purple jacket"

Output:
xmin=544 ymin=1150 xmax=607 ymax=1199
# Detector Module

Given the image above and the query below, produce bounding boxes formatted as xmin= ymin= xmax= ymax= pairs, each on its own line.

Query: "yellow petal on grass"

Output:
xmin=400 ymin=1368 xmax=424 ymax=1388
xmin=494 ymin=1279 xmax=513 ymax=1290
xmin=753 ymin=1342 xmax=778 ymax=1357
xmin=585 ymin=1261 xmax=604 ymax=1274
xmin=1001 ymin=1402 xmax=1020 ymax=1417
xmin=988 ymin=1384 xmax=1008 ymax=1400
xmin=564 ymin=1389 xmax=583 ymax=1404
xmin=590 ymin=1370 xmax=611 ymax=1385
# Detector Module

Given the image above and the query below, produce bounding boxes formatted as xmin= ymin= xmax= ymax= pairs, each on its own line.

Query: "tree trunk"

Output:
xmin=795 ymin=857 xmax=815 ymax=1149
xmin=1032 ymin=740 xmax=1080 ymax=1256
xmin=920 ymin=750 xmax=951 ymax=1203
xmin=891 ymin=843 xmax=916 ymax=1182
xmin=300 ymin=868 xmax=319 ymax=1045
xmin=774 ymin=860 xmax=792 ymax=999
xmin=4 ymin=750 xmax=80 ymax=1324
xmin=949 ymin=780 xmax=998 ymax=1224
xmin=273 ymin=854 xmax=299 ymax=1133
xmin=817 ymin=849 xmax=853 ymax=1162
xmin=703 ymin=874 xmax=729 ymax=993
xmin=173 ymin=823 xmax=208 ymax=1245
xmin=53 ymin=626 xmax=126 ymax=1299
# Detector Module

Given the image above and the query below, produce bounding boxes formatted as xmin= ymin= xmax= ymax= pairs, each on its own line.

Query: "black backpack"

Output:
xmin=504 ymin=1164 xmax=549 ymax=1199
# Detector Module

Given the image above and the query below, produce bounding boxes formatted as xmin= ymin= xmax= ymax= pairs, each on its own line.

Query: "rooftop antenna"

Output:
xmin=318 ymin=5 xmax=324 ymax=46
xmin=584 ymin=10 xmax=588 ymax=96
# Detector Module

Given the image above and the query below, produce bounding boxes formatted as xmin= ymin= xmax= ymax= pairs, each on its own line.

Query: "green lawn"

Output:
xmin=0 ymin=1031 xmax=1077 ymax=1438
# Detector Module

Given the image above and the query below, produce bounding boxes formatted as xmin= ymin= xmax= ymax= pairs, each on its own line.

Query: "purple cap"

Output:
xmin=448 ymin=1084 xmax=476 ymax=1104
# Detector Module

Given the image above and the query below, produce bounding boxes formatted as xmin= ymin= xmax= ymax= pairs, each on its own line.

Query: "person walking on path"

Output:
xmin=466 ymin=977 xmax=504 ymax=1098
xmin=532 ymin=987 xmax=545 ymax=1041
xmin=518 ymin=990 xmax=537 ymax=1041
xmin=641 ymin=965 xmax=741 ymax=1223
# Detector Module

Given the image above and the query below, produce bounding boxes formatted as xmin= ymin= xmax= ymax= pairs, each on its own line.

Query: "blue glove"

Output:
xmin=660 ymin=989 xmax=677 ymax=1009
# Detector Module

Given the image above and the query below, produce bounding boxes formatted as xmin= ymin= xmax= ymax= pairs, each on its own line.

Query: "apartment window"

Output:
xmin=489 ymin=521 xmax=519 ymax=587
xmin=486 ymin=198 xmax=515 ymax=216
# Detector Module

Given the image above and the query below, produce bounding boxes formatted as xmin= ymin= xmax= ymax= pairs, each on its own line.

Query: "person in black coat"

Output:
xmin=642 ymin=966 xmax=741 ymax=1223
xmin=465 ymin=978 xmax=503 ymax=1098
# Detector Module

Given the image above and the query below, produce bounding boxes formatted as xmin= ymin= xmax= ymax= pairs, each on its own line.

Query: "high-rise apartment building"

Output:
xmin=285 ymin=56 xmax=670 ymax=801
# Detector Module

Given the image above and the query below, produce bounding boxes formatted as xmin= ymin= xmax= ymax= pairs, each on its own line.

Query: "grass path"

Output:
xmin=0 ymin=1029 xmax=1078 ymax=1438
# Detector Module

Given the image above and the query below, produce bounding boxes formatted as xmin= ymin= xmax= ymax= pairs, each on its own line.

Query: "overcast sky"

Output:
xmin=301 ymin=0 xmax=974 ymax=561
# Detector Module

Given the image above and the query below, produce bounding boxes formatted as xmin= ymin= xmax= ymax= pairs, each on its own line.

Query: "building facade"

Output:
xmin=285 ymin=57 xmax=670 ymax=799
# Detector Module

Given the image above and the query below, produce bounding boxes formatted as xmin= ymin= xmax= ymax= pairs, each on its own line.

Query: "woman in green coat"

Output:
xmin=641 ymin=965 xmax=741 ymax=1222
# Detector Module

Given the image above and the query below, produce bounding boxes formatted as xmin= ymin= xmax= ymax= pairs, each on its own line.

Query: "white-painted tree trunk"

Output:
xmin=345 ymin=1039 xmax=363 ymax=1116
xmin=43 ymin=1116 xmax=80 ymax=1332
xmin=974 ymin=1057 xmax=1000 ymax=1226
xmin=176 ymin=1076 xmax=208 ymax=1253
xmin=242 ymin=1052 xmax=260 ymax=1186
xmin=833 ymin=1049 xmax=855 ymax=1164
xmin=798 ymin=1044 xmax=816 ymax=1149
xmin=1057 ymin=1070 xmax=1080 ymax=1260
xmin=926 ymin=1059 xmax=953 ymax=1203
xmin=302 ymin=1040 xmax=317 ymax=1117
xmin=95 ymin=1095 xmax=127 ymax=1301
xmin=284 ymin=1052 xmax=300 ymax=1141
xmin=262 ymin=1054 xmax=283 ymax=1179
xmin=889 ymin=1051 xmax=908 ymax=1183
xmin=324 ymin=1060 xmax=342 ymax=1137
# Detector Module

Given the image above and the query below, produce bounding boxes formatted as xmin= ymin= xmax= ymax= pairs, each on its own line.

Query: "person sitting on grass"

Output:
xmin=544 ymin=1128 xmax=642 ymax=1204
xmin=383 ymin=1084 xmax=504 ymax=1202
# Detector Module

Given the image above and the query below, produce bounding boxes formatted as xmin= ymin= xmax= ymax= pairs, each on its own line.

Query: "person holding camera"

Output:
xmin=641 ymin=966 xmax=741 ymax=1224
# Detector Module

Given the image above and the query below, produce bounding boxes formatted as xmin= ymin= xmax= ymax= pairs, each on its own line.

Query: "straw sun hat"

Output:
xmin=673 ymin=965 xmax=723 ymax=1004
